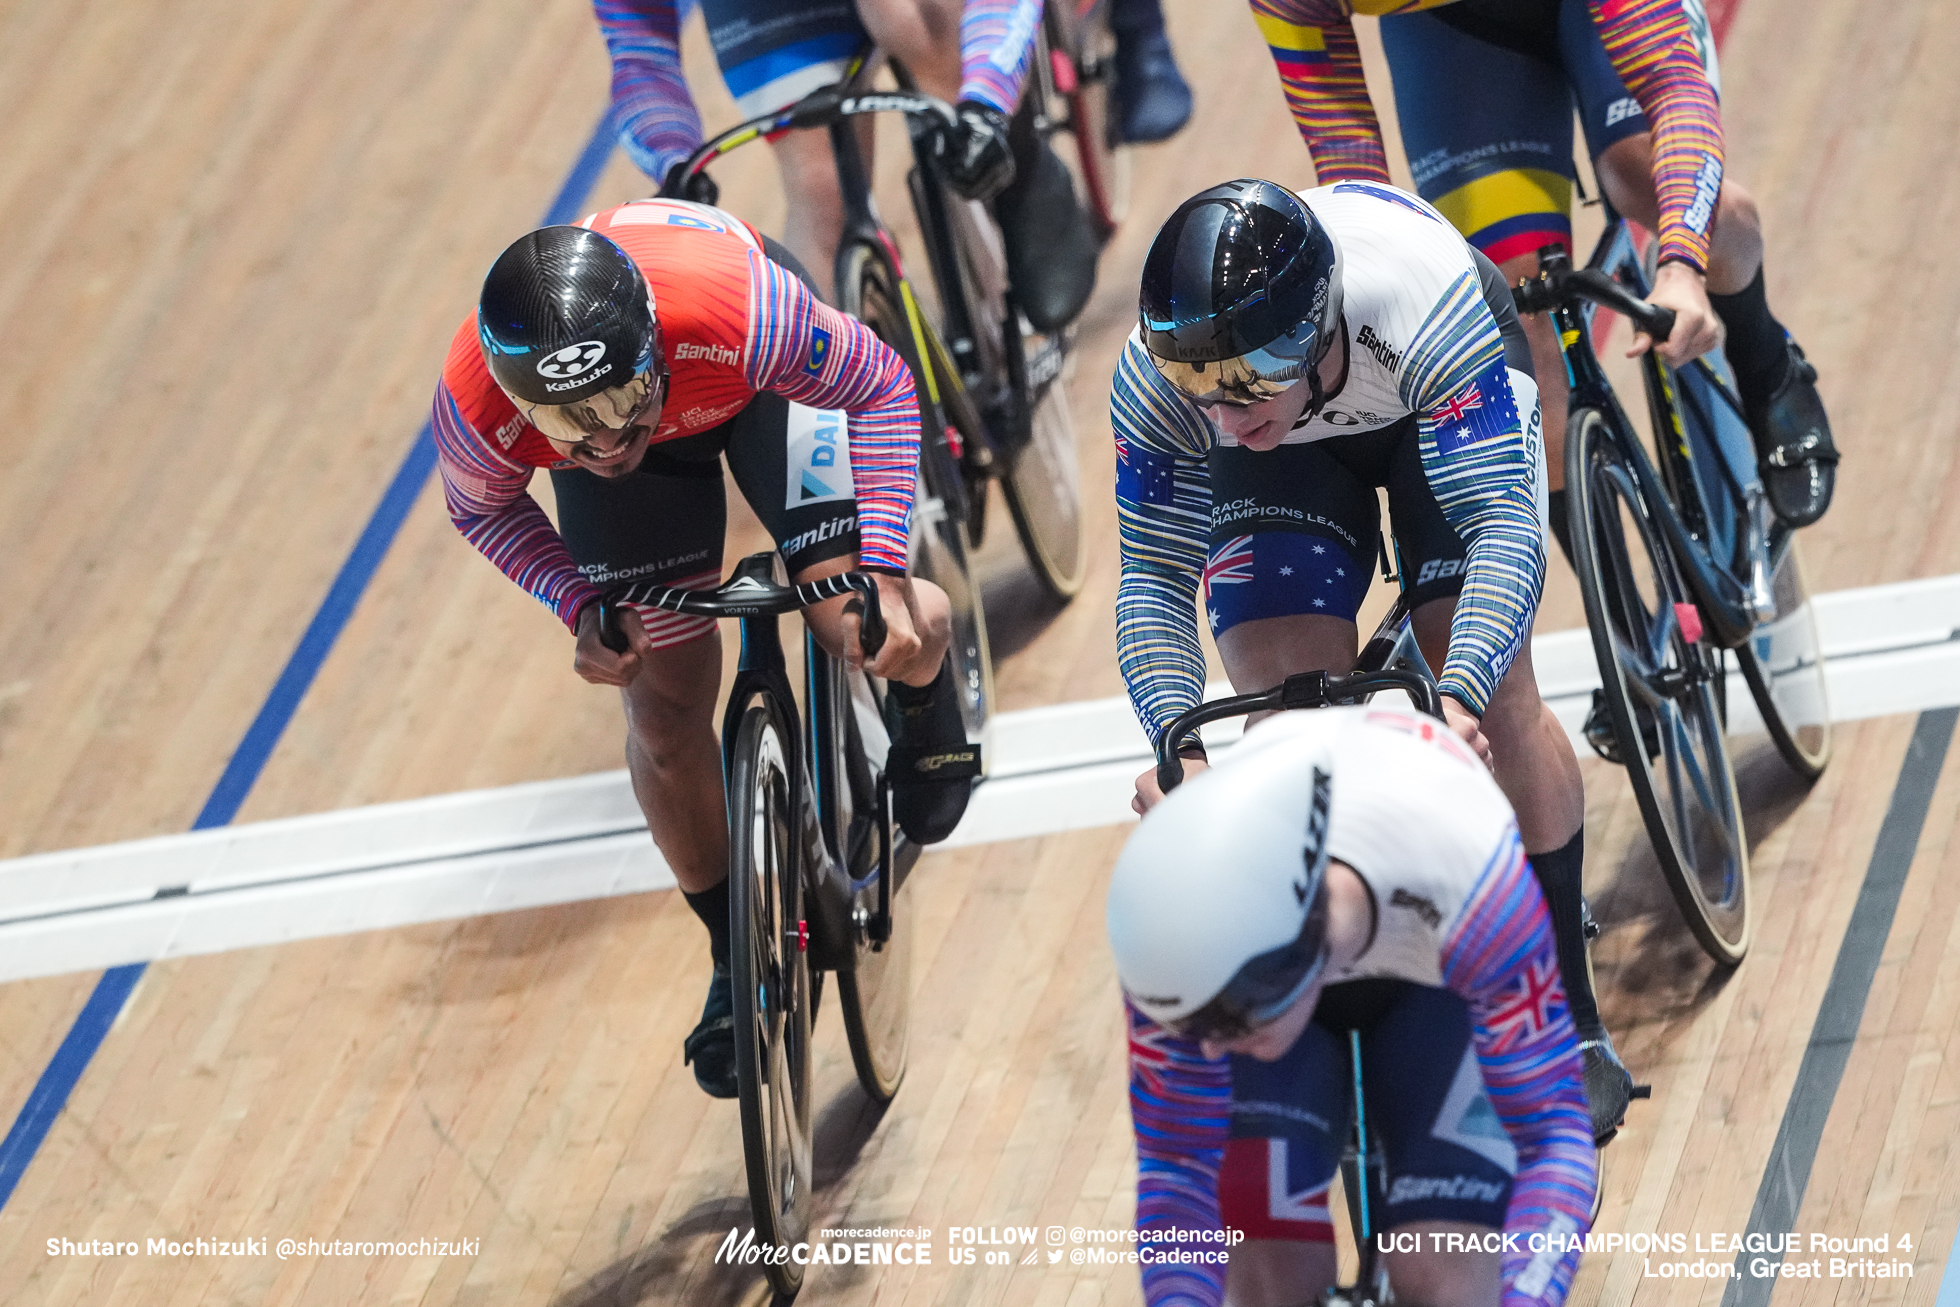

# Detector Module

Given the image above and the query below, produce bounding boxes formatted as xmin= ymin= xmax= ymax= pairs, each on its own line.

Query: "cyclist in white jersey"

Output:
xmin=1114 ymin=178 xmax=1633 ymax=1141
xmin=1108 ymin=706 xmax=1594 ymax=1307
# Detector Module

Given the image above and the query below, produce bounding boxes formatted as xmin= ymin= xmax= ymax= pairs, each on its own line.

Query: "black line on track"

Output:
xmin=1719 ymin=706 xmax=1957 ymax=1306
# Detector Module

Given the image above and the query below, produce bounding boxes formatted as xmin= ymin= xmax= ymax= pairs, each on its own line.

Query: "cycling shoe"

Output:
xmin=1579 ymin=1033 xmax=1635 ymax=1144
xmin=884 ymin=657 xmax=982 ymax=844
xmin=1747 ymin=340 xmax=1838 ymax=528
xmin=683 ymin=963 xmax=738 ymax=1099
xmin=1111 ymin=26 xmax=1193 ymax=144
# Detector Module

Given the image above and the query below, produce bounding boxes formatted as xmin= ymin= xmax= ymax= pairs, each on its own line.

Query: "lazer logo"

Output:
xmin=674 ymin=341 xmax=740 ymax=367
xmin=1356 ymin=324 xmax=1401 ymax=372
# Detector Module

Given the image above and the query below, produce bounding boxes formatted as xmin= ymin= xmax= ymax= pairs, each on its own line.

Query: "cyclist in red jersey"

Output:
xmin=433 ymin=199 xmax=972 ymax=1098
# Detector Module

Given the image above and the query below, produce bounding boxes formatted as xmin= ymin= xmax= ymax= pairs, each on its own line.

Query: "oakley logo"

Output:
xmin=536 ymin=340 xmax=607 ymax=379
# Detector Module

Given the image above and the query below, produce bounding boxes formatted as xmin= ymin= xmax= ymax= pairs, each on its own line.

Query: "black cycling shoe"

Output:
xmin=1111 ymin=26 xmax=1193 ymax=144
xmin=884 ymin=658 xmax=982 ymax=845
xmin=1579 ymin=1032 xmax=1635 ymax=1145
xmin=683 ymin=963 xmax=738 ymax=1099
xmin=1582 ymin=689 xmax=1660 ymax=765
xmin=995 ymin=133 xmax=1098 ymax=332
xmin=1746 ymin=340 xmax=1838 ymax=528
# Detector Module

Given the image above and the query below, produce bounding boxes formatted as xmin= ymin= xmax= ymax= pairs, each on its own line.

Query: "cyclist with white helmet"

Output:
xmin=1108 ymin=706 xmax=1594 ymax=1307
xmin=1113 ymin=177 xmax=1634 ymax=1141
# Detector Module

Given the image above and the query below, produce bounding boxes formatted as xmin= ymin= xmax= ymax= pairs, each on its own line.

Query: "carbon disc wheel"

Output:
xmin=1734 ymin=536 xmax=1831 ymax=780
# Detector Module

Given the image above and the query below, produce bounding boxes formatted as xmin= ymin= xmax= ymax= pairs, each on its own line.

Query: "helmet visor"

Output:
xmin=1155 ymin=887 xmax=1332 ymax=1044
xmin=1147 ymin=321 xmax=1327 ymax=409
xmin=521 ymin=367 xmax=664 ymax=449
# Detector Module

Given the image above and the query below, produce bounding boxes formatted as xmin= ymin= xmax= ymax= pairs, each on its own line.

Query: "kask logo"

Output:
xmin=536 ymin=340 xmax=607 ymax=379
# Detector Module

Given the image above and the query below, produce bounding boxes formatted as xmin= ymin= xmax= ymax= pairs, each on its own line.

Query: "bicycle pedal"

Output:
xmin=1631 ymin=1083 xmax=1653 ymax=1099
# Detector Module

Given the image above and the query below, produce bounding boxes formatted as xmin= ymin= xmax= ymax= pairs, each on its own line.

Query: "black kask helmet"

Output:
xmin=1139 ymin=180 xmax=1343 ymax=408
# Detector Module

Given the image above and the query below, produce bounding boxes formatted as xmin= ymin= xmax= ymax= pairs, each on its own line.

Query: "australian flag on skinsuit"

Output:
xmin=1202 ymin=532 xmax=1370 ymax=633
xmin=1116 ymin=431 xmax=1177 ymax=505
xmin=1432 ymin=363 xmax=1521 ymax=457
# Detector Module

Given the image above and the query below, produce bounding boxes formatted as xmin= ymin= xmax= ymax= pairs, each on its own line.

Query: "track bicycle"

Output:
xmin=666 ymin=38 xmax=1091 ymax=616
xmin=1153 ymin=619 xmax=1433 ymax=1307
xmin=1514 ymin=221 xmax=1832 ymax=966
xmin=599 ymin=556 xmax=917 ymax=1298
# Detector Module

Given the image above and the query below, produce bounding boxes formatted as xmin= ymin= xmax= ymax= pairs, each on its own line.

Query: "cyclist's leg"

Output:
xmin=1358 ymin=981 xmax=1512 ymax=1307
xmin=1387 ymin=426 xmax=1628 ymax=1139
xmin=1205 ymin=439 xmax=1381 ymax=707
xmin=857 ymin=0 xmax=962 ymax=100
xmin=1563 ymin=0 xmax=1834 ymax=524
xmin=1108 ymin=0 xmax=1193 ymax=144
xmin=1216 ymin=1004 xmax=1350 ymax=1306
xmin=698 ymin=0 xmax=872 ymax=299
xmin=1377 ymin=9 xmax=1579 ymax=532
xmin=551 ymin=437 xmax=740 ymax=1095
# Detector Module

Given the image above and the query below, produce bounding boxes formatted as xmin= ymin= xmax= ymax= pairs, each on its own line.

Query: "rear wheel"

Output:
xmin=998 ymin=317 xmax=1086 ymax=600
xmin=1046 ymin=0 xmax=1128 ymax=237
xmin=1568 ymin=408 xmax=1750 ymax=966
xmin=808 ymin=643 xmax=915 ymax=1103
xmin=727 ymin=699 xmax=812 ymax=1294
xmin=1734 ymin=536 xmax=1831 ymax=780
xmin=838 ymin=242 xmax=995 ymax=742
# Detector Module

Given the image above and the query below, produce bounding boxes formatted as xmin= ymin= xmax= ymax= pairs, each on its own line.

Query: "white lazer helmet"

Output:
xmin=1107 ymin=721 xmax=1337 ymax=1042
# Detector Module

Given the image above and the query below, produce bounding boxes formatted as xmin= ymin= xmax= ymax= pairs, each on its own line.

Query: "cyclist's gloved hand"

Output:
xmin=660 ymin=160 xmax=720 ymax=206
xmin=934 ymin=101 xmax=1015 ymax=201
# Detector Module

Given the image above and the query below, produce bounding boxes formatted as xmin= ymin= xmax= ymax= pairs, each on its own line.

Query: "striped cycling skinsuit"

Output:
xmin=1253 ymin=0 xmax=1724 ymax=272
xmin=1127 ymin=707 xmax=1595 ymax=1307
xmin=595 ymin=0 xmax=1048 ymax=184
xmin=1114 ymin=181 xmax=1546 ymax=738
xmin=433 ymin=198 xmax=919 ymax=642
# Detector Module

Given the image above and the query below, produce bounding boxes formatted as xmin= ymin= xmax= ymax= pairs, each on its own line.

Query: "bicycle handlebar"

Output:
xmin=1512 ymin=262 xmax=1676 ymax=344
xmin=596 ymin=566 xmax=887 ymax=661
xmin=1153 ymin=668 xmax=1444 ymax=796
xmin=663 ymin=73 xmax=957 ymax=199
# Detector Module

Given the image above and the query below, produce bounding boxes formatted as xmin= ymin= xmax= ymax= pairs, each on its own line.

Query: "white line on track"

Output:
xmin=2 ymin=575 xmax=1957 ymax=985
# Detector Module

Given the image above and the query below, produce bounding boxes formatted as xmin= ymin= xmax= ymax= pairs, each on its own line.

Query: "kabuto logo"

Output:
xmin=535 ymin=340 xmax=607 ymax=380
xmin=1356 ymin=324 xmax=1401 ymax=372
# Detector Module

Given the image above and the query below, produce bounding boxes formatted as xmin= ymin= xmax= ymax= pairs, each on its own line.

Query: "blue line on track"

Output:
xmin=0 ymin=108 xmax=621 ymax=1214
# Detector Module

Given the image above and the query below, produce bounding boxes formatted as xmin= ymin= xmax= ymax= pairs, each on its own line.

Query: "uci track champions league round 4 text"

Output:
xmin=712 ymin=1223 xmax=1922 ymax=1280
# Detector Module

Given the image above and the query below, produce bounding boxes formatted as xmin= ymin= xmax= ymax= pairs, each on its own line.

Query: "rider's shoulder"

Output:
xmin=1300 ymin=182 xmax=1478 ymax=314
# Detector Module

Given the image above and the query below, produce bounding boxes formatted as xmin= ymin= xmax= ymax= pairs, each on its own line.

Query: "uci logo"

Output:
xmin=536 ymin=340 xmax=607 ymax=380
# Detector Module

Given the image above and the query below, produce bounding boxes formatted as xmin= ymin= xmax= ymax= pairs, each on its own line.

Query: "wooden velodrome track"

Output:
xmin=5 ymin=0 xmax=1960 ymax=1302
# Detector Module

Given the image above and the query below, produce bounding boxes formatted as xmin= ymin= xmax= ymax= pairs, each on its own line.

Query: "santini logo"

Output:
xmin=1356 ymin=324 xmax=1401 ymax=372
xmin=673 ymin=341 xmax=740 ymax=367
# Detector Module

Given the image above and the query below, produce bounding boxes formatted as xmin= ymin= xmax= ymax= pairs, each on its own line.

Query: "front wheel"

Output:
xmin=1734 ymin=537 xmax=1831 ymax=780
xmin=727 ymin=699 xmax=812 ymax=1294
xmin=1568 ymin=408 xmax=1750 ymax=966
xmin=999 ymin=318 xmax=1087 ymax=600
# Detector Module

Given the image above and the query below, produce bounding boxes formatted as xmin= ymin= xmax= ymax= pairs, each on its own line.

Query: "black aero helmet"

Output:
xmin=1139 ymin=179 xmax=1343 ymax=408
xmin=478 ymin=226 xmax=660 ymax=408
